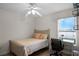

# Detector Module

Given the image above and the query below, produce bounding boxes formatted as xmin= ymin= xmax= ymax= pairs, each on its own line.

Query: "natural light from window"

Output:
xmin=58 ymin=17 xmax=76 ymax=44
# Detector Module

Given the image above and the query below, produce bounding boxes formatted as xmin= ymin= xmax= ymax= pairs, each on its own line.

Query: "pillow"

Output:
xmin=33 ymin=33 xmax=48 ymax=39
xmin=32 ymin=33 xmax=41 ymax=39
xmin=40 ymin=33 xmax=48 ymax=39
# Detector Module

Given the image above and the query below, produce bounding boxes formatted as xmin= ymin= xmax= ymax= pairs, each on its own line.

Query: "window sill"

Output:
xmin=63 ymin=39 xmax=74 ymax=43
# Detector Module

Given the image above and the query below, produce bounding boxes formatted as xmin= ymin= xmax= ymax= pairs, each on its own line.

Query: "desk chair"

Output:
xmin=51 ymin=38 xmax=64 ymax=56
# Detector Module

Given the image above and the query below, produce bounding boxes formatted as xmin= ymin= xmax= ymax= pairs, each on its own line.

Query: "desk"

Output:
xmin=49 ymin=39 xmax=73 ymax=56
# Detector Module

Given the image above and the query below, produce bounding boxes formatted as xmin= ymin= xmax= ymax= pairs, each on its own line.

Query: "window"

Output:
xmin=58 ymin=17 xmax=76 ymax=44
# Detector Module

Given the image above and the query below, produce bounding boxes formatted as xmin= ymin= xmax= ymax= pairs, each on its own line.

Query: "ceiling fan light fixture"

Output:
xmin=25 ymin=3 xmax=42 ymax=16
xmin=32 ymin=10 xmax=36 ymax=15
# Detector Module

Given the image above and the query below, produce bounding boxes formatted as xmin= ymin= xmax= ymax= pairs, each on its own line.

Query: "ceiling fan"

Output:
xmin=25 ymin=3 xmax=42 ymax=16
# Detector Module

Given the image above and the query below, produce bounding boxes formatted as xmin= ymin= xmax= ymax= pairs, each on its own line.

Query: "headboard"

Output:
xmin=34 ymin=29 xmax=50 ymax=40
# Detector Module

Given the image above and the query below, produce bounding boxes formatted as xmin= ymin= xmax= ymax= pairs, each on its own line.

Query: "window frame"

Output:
xmin=58 ymin=16 xmax=77 ymax=45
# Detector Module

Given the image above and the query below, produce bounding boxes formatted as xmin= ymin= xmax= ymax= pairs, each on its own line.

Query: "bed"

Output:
xmin=9 ymin=29 xmax=50 ymax=56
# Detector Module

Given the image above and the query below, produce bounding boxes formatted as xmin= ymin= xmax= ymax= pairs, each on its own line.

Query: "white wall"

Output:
xmin=35 ymin=15 xmax=57 ymax=38
xmin=0 ymin=9 xmax=35 ymax=55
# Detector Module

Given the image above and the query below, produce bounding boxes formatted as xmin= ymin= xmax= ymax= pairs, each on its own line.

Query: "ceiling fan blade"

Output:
xmin=35 ymin=10 xmax=42 ymax=16
xmin=33 ymin=7 xmax=41 ymax=10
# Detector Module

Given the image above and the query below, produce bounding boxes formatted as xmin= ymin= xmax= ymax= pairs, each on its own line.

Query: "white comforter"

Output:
xmin=10 ymin=38 xmax=48 ymax=56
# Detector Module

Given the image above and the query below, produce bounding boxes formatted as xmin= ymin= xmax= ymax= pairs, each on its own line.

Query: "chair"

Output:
xmin=51 ymin=38 xmax=64 ymax=56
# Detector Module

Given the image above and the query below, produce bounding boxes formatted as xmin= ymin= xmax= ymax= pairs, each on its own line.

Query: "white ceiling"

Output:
xmin=0 ymin=3 xmax=73 ymax=16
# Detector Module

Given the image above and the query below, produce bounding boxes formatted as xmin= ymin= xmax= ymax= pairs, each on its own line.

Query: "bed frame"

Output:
xmin=9 ymin=29 xmax=50 ymax=56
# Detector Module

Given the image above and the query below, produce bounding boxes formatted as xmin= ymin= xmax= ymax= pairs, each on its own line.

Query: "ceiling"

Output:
xmin=0 ymin=3 xmax=73 ymax=16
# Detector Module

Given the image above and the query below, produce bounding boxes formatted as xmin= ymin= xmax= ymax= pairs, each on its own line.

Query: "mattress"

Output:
xmin=10 ymin=38 xmax=48 ymax=56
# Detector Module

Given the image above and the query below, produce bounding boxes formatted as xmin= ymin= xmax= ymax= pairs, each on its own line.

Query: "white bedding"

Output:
xmin=10 ymin=38 xmax=48 ymax=56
